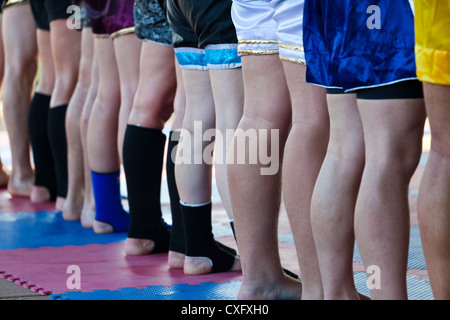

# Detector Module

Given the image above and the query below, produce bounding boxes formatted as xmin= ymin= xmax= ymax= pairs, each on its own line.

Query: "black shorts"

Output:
xmin=326 ymin=80 xmax=424 ymax=100
xmin=166 ymin=0 xmax=241 ymax=70
xmin=30 ymin=0 xmax=81 ymax=31
xmin=167 ymin=0 xmax=237 ymax=49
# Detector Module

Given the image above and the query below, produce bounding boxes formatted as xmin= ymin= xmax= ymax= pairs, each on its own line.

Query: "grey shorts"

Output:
xmin=134 ymin=0 xmax=172 ymax=46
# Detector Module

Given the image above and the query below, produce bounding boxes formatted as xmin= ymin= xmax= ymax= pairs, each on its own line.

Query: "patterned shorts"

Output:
xmin=134 ymin=0 xmax=172 ymax=46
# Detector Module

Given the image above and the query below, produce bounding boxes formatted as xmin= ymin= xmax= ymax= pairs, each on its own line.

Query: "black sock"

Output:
xmin=181 ymin=202 xmax=238 ymax=273
xmin=47 ymin=105 xmax=68 ymax=198
xmin=166 ymin=131 xmax=185 ymax=254
xmin=123 ymin=124 xmax=170 ymax=253
xmin=28 ymin=92 xmax=57 ymax=201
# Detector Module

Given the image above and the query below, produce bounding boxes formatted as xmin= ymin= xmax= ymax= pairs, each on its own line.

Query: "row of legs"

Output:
xmin=230 ymin=53 xmax=450 ymax=300
xmin=2 ymin=4 xmax=449 ymax=300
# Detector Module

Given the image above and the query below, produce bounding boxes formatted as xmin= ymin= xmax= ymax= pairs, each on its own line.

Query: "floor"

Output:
xmin=0 ymin=121 xmax=434 ymax=300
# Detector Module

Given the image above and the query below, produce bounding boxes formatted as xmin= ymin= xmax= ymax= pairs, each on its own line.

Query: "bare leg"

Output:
xmin=113 ymin=33 xmax=142 ymax=164
xmin=49 ymin=20 xmax=81 ymax=107
xmin=48 ymin=19 xmax=81 ymax=210
xmin=417 ymin=82 xmax=450 ymax=300
xmin=281 ymin=63 xmax=329 ymax=300
xmin=167 ymin=59 xmax=187 ymax=268
xmin=311 ymin=93 xmax=365 ymax=299
xmin=170 ymin=61 xmax=186 ymax=131
xmin=175 ymin=70 xmax=215 ymax=204
xmin=355 ymin=98 xmax=425 ymax=300
xmin=87 ymin=37 xmax=122 ymax=233
xmin=0 ymin=14 xmax=10 ymax=188
xmin=2 ymin=4 xmax=37 ymax=197
xmin=29 ymin=28 xmax=55 ymax=203
xmin=175 ymin=69 xmax=214 ymax=274
xmin=227 ymin=55 xmax=301 ymax=300
xmin=124 ymin=41 xmax=177 ymax=256
xmin=209 ymin=68 xmax=244 ymax=220
xmin=62 ymin=27 xmax=94 ymax=221
xmin=87 ymin=38 xmax=120 ymax=175
xmin=174 ymin=69 xmax=241 ymax=275
xmin=79 ymin=52 xmax=99 ymax=228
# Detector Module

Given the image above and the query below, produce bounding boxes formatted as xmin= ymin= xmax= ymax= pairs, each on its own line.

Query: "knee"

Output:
xmin=4 ymin=56 xmax=37 ymax=83
xmin=54 ymin=69 xmax=78 ymax=92
xmin=374 ymin=138 xmax=423 ymax=180
xmin=66 ymin=107 xmax=82 ymax=133
xmin=132 ymin=91 xmax=175 ymax=126
xmin=291 ymin=115 xmax=330 ymax=146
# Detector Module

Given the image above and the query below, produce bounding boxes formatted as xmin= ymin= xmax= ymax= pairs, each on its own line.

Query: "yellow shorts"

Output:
xmin=415 ymin=0 xmax=450 ymax=85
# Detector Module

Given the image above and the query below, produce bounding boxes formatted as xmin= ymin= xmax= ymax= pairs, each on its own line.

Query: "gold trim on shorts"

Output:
xmin=93 ymin=33 xmax=111 ymax=39
xmin=238 ymin=39 xmax=278 ymax=45
xmin=110 ymin=26 xmax=135 ymax=40
xmin=278 ymin=43 xmax=304 ymax=52
xmin=280 ymin=55 xmax=306 ymax=65
xmin=238 ymin=49 xmax=279 ymax=56
xmin=238 ymin=39 xmax=279 ymax=55
xmin=3 ymin=0 xmax=28 ymax=9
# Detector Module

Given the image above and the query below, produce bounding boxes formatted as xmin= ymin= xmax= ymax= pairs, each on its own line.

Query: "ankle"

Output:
xmin=125 ymin=238 xmax=155 ymax=256
xmin=30 ymin=185 xmax=51 ymax=203
xmin=168 ymin=251 xmax=185 ymax=269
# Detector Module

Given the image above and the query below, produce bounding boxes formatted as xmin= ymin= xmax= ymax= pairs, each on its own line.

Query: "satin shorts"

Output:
xmin=231 ymin=0 xmax=305 ymax=65
xmin=303 ymin=0 xmax=418 ymax=92
xmin=414 ymin=0 xmax=450 ymax=86
xmin=85 ymin=0 xmax=135 ymax=39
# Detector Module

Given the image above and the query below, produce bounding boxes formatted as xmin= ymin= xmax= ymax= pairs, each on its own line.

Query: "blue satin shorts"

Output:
xmin=303 ymin=0 xmax=418 ymax=92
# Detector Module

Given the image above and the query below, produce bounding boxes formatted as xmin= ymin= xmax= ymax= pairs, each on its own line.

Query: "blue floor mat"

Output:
xmin=50 ymin=280 xmax=241 ymax=300
xmin=0 ymin=211 xmax=127 ymax=250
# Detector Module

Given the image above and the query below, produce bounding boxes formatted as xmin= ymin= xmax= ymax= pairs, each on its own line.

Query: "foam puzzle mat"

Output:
xmin=0 ymin=206 xmax=434 ymax=300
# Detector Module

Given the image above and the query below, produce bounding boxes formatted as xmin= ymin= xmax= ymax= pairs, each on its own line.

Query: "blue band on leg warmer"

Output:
xmin=91 ymin=170 xmax=129 ymax=233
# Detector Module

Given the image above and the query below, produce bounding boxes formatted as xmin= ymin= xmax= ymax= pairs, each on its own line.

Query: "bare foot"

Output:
xmin=30 ymin=185 xmax=51 ymax=203
xmin=168 ymin=251 xmax=185 ymax=269
xmin=62 ymin=198 xmax=83 ymax=221
xmin=237 ymin=275 xmax=303 ymax=300
xmin=55 ymin=197 xmax=65 ymax=211
xmin=7 ymin=171 xmax=34 ymax=198
xmin=80 ymin=202 xmax=95 ymax=228
xmin=125 ymin=238 xmax=155 ymax=256
xmin=183 ymin=255 xmax=241 ymax=275
xmin=93 ymin=220 xmax=113 ymax=234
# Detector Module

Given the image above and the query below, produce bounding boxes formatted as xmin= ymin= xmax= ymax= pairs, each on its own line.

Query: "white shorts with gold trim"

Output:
xmin=231 ymin=0 xmax=305 ymax=65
